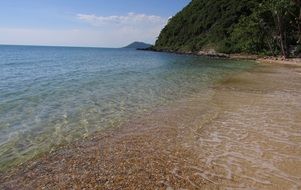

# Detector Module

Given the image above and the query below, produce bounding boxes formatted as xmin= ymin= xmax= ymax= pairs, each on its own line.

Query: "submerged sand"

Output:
xmin=1 ymin=63 xmax=301 ymax=189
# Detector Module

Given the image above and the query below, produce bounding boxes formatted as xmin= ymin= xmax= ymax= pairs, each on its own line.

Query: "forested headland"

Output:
xmin=153 ymin=0 xmax=301 ymax=58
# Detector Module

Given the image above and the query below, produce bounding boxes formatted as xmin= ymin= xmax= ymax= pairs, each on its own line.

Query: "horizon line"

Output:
xmin=0 ymin=43 xmax=150 ymax=49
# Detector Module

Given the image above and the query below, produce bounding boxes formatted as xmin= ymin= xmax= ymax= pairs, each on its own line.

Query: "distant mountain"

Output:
xmin=123 ymin=42 xmax=152 ymax=49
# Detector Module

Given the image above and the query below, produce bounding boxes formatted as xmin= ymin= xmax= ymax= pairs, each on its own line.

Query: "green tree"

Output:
xmin=262 ymin=0 xmax=293 ymax=57
xmin=154 ymin=0 xmax=299 ymax=57
xmin=291 ymin=0 xmax=301 ymax=43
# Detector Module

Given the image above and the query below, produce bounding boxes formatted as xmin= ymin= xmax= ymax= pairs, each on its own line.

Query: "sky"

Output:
xmin=0 ymin=0 xmax=190 ymax=47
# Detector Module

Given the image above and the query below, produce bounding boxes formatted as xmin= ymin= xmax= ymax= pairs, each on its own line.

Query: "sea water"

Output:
xmin=0 ymin=45 xmax=256 ymax=169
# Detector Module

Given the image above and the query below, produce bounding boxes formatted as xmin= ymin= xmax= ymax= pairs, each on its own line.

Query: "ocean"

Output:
xmin=0 ymin=45 xmax=256 ymax=170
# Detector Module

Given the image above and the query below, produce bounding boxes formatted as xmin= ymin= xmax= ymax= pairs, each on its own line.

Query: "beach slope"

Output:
xmin=1 ymin=63 xmax=301 ymax=189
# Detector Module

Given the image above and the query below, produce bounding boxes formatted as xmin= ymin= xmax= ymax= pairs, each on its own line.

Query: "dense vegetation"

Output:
xmin=154 ymin=0 xmax=301 ymax=57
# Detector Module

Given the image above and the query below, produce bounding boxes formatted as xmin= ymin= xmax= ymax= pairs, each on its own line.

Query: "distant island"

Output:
xmin=123 ymin=41 xmax=152 ymax=49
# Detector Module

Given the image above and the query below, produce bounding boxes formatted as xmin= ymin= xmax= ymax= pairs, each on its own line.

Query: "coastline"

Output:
xmin=140 ymin=48 xmax=301 ymax=66
xmin=257 ymin=57 xmax=301 ymax=66
xmin=1 ymin=60 xmax=301 ymax=189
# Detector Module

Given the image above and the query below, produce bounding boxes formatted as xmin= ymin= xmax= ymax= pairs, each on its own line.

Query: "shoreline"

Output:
xmin=140 ymin=48 xmax=301 ymax=66
xmin=1 ymin=61 xmax=301 ymax=189
xmin=257 ymin=57 xmax=301 ymax=66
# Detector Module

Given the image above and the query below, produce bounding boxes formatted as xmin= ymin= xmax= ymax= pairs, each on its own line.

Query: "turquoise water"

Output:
xmin=0 ymin=45 xmax=256 ymax=169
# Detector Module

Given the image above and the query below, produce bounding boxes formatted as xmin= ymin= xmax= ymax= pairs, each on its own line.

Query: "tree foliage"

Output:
xmin=154 ymin=0 xmax=300 ymax=57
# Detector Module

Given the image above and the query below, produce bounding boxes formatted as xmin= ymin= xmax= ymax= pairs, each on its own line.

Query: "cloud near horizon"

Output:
xmin=76 ymin=12 xmax=168 ymax=46
xmin=0 ymin=13 xmax=168 ymax=47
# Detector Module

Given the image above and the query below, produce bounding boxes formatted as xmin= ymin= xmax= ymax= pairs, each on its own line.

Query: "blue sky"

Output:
xmin=0 ymin=0 xmax=190 ymax=47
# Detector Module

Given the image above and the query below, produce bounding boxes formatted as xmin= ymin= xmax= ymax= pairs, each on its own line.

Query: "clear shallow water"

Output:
xmin=0 ymin=45 xmax=256 ymax=169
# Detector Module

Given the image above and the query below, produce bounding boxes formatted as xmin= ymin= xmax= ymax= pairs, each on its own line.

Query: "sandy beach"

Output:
xmin=1 ymin=62 xmax=301 ymax=189
xmin=257 ymin=58 xmax=301 ymax=66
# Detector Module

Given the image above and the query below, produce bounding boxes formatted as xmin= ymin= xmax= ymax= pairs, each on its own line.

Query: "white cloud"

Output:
xmin=77 ymin=12 xmax=166 ymax=27
xmin=75 ymin=12 xmax=168 ymax=46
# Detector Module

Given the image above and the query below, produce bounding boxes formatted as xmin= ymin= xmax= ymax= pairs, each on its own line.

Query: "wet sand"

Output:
xmin=1 ymin=63 xmax=301 ymax=189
